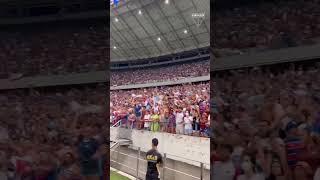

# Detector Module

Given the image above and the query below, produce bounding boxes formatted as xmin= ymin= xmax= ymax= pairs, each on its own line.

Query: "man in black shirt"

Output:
xmin=146 ymin=138 xmax=163 ymax=180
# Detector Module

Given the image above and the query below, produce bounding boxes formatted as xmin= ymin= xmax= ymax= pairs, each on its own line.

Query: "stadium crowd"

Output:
xmin=110 ymin=82 xmax=211 ymax=137
xmin=212 ymin=63 xmax=320 ymax=180
xmin=0 ymin=86 xmax=107 ymax=180
xmin=215 ymin=0 xmax=320 ymax=51
xmin=0 ymin=1 xmax=318 ymax=79
xmin=110 ymin=60 xmax=210 ymax=86
xmin=0 ymin=23 xmax=107 ymax=78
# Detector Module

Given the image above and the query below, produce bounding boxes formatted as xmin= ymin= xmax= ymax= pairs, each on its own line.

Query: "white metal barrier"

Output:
xmin=110 ymin=146 xmax=210 ymax=180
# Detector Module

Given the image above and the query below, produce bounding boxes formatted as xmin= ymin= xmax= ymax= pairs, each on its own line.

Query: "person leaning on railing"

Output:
xmin=151 ymin=110 xmax=160 ymax=132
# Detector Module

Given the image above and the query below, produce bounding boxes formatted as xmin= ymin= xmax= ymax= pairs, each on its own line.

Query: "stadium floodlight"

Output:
xmin=191 ymin=12 xmax=205 ymax=27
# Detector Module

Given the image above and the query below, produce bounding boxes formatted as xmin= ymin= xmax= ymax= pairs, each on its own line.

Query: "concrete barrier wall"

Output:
xmin=111 ymin=128 xmax=210 ymax=168
xmin=111 ymin=146 xmax=210 ymax=180
xmin=110 ymin=75 xmax=210 ymax=90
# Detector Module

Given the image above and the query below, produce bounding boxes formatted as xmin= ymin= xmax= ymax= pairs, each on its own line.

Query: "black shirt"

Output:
xmin=146 ymin=149 xmax=163 ymax=176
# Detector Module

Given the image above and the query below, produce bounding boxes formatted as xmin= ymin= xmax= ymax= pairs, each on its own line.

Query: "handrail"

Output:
xmin=110 ymin=143 xmax=118 ymax=149
xmin=111 ymin=75 xmax=209 ymax=90
xmin=111 ymin=119 xmax=122 ymax=128
xmin=111 ymin=54 xmax=209 ymax=70
xmin=110 ymin=148 xmax=209 ymax=180
xmin=110 ymin=149 xmax=210 ymax=167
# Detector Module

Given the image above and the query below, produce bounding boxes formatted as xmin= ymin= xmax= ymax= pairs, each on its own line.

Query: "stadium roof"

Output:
xmin=110 ymin=0 xmax=210 ymax=61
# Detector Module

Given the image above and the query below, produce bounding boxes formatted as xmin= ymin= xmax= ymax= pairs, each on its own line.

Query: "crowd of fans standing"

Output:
xmin=0 ymin=22 xmax=107 ymax=78
xmin=215 ymin=0 xmax=320 ymax=52
xmin=0 ymin=0 xmax=319 ymax=79
xmin=0 ymin=86 xmax=108 ymax=180
xmin=111 ymin=82 xmax=211 ymax=137
xmin=212 ymin=63 xmax=320 ymax=180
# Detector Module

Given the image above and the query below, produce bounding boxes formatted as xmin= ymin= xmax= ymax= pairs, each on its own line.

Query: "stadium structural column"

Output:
xmin=162 ymin=153 xmax=167 ymax=180
xmin=136 ymin=147 xmax=141 ymax=179
xmin=200 ymin=162 xmax=203 ymax=180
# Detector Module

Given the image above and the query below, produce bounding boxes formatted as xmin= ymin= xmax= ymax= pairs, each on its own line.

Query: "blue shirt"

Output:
xmin=135 ymin=105 xmax=142 ymax=117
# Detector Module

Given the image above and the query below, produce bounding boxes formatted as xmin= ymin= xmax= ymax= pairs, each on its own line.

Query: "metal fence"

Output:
xmin=110 ymin=145 xmax=210 ymax=180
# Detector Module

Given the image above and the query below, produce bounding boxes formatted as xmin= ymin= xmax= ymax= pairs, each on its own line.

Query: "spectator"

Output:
xmin=111 ymin=82 xmax=210 ymax=137
xmin=175 ymin=108 xmax=185 ymax=135
xmin=150 ymin=110 xmax=160 ymax=133
xmin=184 ymin=111 xmax=193 ymax=136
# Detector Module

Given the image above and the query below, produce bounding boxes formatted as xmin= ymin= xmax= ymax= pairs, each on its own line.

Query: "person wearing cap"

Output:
xmin=146 ymin=138 xmax=163 ymax=180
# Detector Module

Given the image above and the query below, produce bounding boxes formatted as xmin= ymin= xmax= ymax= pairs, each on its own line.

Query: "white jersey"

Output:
xmin=175 ymin=112 xmax=184 ymax=125
xmin=184 ymin=116 xmax=193 ymax=129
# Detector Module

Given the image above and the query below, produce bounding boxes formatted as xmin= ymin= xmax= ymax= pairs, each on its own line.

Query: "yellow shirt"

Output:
xmin=151 ymin=114 xmax=160 ymax=122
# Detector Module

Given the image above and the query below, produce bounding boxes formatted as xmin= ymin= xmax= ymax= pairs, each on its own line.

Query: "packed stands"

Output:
xmin=111 ymin=82 xmax=211 ymax=137
xmin=0 ymin=1 xmax=109 ymax=179
xmin=111 ymin=60 xmax=210 ymax=86
xmin=212 ymin=62 xmax=320 ymax=180
xmin=0 ymin=21 xmax=107 ymax=78
xmin=0 ymin=85 xmax=107 ymax=180
xmin=214 ymin=0 xmax=320 ymax=53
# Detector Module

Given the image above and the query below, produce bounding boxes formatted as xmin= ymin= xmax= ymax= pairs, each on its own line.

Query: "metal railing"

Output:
xmin=111 ymin=119 xmax=122 ymax=128
xmin=110 ymin=145 xmax=210 ymax=180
